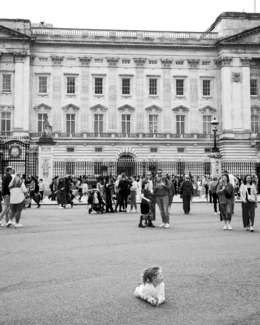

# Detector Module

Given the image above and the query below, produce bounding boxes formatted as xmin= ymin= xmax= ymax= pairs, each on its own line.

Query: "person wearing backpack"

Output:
xmin=210 ymin=176 xmax=219 ymax=215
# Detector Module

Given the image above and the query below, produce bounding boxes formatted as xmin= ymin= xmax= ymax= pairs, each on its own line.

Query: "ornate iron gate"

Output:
xmin=0 ymin=139 xmax=38 ymax=179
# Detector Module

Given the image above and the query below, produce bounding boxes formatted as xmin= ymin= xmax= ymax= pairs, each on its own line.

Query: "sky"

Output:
xmin=2 ymin=0 xmax=259 ymax=32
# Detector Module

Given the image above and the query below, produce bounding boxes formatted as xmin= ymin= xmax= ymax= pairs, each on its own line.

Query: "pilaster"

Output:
xmin=161 ymin=59 xmax=172 ymax=132
xmin=241 ymin=57 xmax=252 ymax=132
xmin=107 ymin=57 xmax=119 ymax=130
xmin=79 ymin=57 xmax=91 ymax=132
xmin=134 ymin=58 xmax=146 ymax=132
xmin=188 ymin=59 xmax=199 ymax=133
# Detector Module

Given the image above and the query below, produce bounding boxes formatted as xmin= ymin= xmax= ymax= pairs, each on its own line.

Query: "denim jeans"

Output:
xmin=130 ymin=191 xmax=137 ymax=211
xmin=0 ymin=195 xmax=11 ymax=223
xmin=156 ymin=196 xmax=169 ymax=224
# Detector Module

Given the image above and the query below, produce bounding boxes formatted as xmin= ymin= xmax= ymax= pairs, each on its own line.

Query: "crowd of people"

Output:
xmin=0 ymin=166 xmax=258 ymax=232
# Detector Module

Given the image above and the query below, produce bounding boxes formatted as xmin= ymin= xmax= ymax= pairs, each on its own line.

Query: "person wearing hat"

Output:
xmin=0 ymin=166 xmax=13 ymax=227
xmin=179 ymin=175 xmax=194 ymax=214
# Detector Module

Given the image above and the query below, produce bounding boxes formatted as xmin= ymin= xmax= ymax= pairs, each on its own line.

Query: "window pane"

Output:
xmin=95 ymin=78 xmax=103 ymax=94
xmin=1 ymin=112 xmax=11 ymax=131
xmin=251 ymin=115 xmax=258 ymax=133
xmin=122 ymin=78 xmax=130 ymax=95
xmin=176 ymin=115 xmax=185 ymax=134
xmin=203 ymin=80 xmax=211 ymax=96
xmin=149 ymin=79 xmax=157 ymax=95
xmin=203 ymin=115 xmax=212 ymax=134
xmin=67 ymin=77 xmax=75 ymax=94
xmin=176 ymin=79 xmax=184 ymax=96
xmin=149 ymin=115 xmax=158 ymax=133
xmin=250 ymin=80 xmax=258 ymax=96
xmin=39 ymin=77 xmax=47 ymax=93
xmin=3 ymin=74 xmax=11 ymax=92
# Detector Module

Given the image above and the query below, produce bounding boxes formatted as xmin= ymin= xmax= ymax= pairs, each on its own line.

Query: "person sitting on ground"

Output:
xmin=134 ymin=265 xmax=165 ymax=307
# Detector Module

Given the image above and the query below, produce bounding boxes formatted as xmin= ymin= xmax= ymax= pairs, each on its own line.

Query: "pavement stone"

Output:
xmin=0 ymin=203 xmax=259 ymax=325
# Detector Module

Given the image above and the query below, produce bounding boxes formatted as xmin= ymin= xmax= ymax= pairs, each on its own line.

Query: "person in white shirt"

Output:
xmin=129 ymin=175 xmax=138 ymax=212
xmin=224 ymin=170 xmax=238 ymax=214
xmin=134 ymin=266 xmax=165 ymax=307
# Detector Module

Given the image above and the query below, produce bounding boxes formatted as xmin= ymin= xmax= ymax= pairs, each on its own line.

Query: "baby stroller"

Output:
xmin=88 ymin=189 xmax=106 ymax=214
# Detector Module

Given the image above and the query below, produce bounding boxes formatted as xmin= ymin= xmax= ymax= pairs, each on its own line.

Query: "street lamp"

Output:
xmin=211 ymin=117 xmax=219 ymax=152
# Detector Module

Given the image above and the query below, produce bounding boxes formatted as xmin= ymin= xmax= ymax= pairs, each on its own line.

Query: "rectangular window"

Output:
xmin=122 ymin=114 xmax=131 ymax=133
xmin=66 ymin=114 xmax=75 ymax=133
xmin=39 ymin=57 xmax=48 ymax=62
xmin=95 ymin=147 xmax=103 ymax=152
xmin=95 ymin=78 xmax=103 ymax=94
xmin=38 ymin=113 xmax=48 ymax=133
xmin=176 ymin=115 xmax=185 ymax=134
xmin=177 ymin=148 xmax=185 ymax=153
xmin=94 ymin=59 xmax=103 ymax=64
xmin=203 ymin=80 xmax=211 ymax=96
xmin=203 ymin=115 xmax=212 ymax=134
xmin=122 ymin=78 xmax=130 ymax=95
xmin=149 ymin=115 xmax=158 ymax=133
xmin=67 ymin=77 xmax=75 ymax=94
xmin=67 ymin=147 xmax=75 ymax=152
xmin=2 ymin=74 xmax=11 ymax=93
xmin=149 ymin=60 xmax=157 ymax=65
xmin=251 ymin=115 xmax=259 ymax=133
xmin=94 ymin=114 xmax=103 ymax=133
xmin=149 ymin=79 xmax=157 ymax=95
xmin=1 ymin=112 xmax=11 ymax=131
xmin=250 ymin=79 xmax=258 ymax=96
xmin=176 ymin=79 xmax=184 ymax=96
xmin=150 ymin=148 xmax=158 ymax=153
xmin=176 ymin=61 xmax=184 ymax=65
xmin=202 ymin=61 xmax=211 ymax=66
xmin=39 ymin=77 xmax=47 ymax=94
xmin=122 ymin=60 xmax=130 ymax=64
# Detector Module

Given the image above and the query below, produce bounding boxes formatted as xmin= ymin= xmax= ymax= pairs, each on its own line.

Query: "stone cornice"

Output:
xmin=145 ymin=105 xmax=162 ymax=112
xmin=172 ymin=105 xmax=189 ymax=112
xmin=51 ymin=56 xmax=64 ymax=65
xmin=161 ymin=58 xmax=173 ymax=68
xmin=34 ymin=103 xmax=52 ymax=111
xmin=118 ymin=104 xmax=135 ymax=112
xmin=214 ymin=57 xmax=232 ymax=68
xmin=199 ymin=105 xmax=217 ymax=113
xmin=134 ymin=58 xmax=146 ymax=66
xmin=187 ymin=59 xmax=200 ymax=68
xmin=106 ymin=57 xmax=119 ymax=66
xmin=79 ymin=56 xmax=92 ymax=65
xmin=240 ymin=57 xmax=251 ymax=67
xmin=0 ymin=105 xmax=14 ymax=111
xmin=90 ymin=104 xmax=108 ymax=112
xmin=62 ymin=104 xmax=80 ymax=112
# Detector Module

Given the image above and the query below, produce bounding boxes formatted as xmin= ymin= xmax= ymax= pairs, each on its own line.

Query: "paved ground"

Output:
xmin=0 ymin=203 xmax=259 ymax=325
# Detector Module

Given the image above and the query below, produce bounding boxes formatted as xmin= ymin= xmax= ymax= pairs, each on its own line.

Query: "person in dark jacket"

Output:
xmin=57 ymin=177 xmax=67 ymax=208
xmin=154 ymin=177 xmax=170 ymax=228
xmin=118 ymin=173 xmax=130 ymax=212
xmin=180 ymin=175 xmax=194 ymax=214
xmin=0 ymin=166 xmax=13 ymax=227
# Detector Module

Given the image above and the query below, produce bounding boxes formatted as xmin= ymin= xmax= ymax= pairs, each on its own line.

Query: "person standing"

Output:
xmin=130 ymin=175 xmax=138 ymax=213
xmin=118 ymin=173 xmax=130 ymax=212
xmin=179 ymin=175 xmax=194 ymax=215
xmin=154 ymin=177 xmax=170 ymax=228
xmin=146 ymin=171 xmax=156 ymax=221
xmin=217 ymin=174 xmax=234 ymax=230
xmin=166 ymin=175 xmax=175 ymax=214
xmin=57 ymin=177 xmax=66 ymax=208
xmin=223 ymin=170 xmax=237 ymax=214
xmin=240 ymin=174 xmax=257 ymax=232
xmin=209 ymin=176 xmax=219 ymax=215
xmin=8 ymin=174 xmax=28 ymax=227
xmin=39 ymin=179 xmax=45 ymax=201
xmin=0 ymin=166 xmax=13 ymax=227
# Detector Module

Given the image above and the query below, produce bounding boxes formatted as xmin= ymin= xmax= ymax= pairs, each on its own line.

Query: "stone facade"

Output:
xmin=1 ymin=12 xmax=260 ymax=181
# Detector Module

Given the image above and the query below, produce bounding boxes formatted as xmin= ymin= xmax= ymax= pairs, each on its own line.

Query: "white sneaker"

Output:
xmin=0 ymin=222 xmax=3 ymax=227
xmin=159 ymin=223 xmax=166 ymax=227
xmin=223 ymin=225 xmax=227 ymax=230
xmin=164 ymin=223 xmax=170 ymax=228
xmin=228 ymin=224 xmax=233 ymax=230
xmin=6 ymin=220 xmax=14 ymax=227
xmin=245 ymin=227 xmax=250 ymax=231
xmin=214 ymin=212 xmax=218 ymax=215
xmin=250 ymin=226 xmax=254 ymax=232
xmin=14 ymin=223 xmax=23 ymax=228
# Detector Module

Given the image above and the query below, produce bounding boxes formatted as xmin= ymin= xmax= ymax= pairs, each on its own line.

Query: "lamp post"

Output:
xmin=211 ymin=117 xmax=219 ymax=152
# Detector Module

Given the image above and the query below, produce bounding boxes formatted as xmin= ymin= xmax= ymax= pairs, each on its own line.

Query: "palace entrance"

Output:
xmin=117 ymin=155 xmax=136 ymax=176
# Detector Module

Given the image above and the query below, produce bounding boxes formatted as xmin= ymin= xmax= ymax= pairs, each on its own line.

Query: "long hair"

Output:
xmin=141 ymin=266 xmax=161 ymax=283
xmin=142 ymin=180 xmax=148 ymax=190
xmin=222 ymin=173 xmax=230 ymax=183
xmin=243 ymin=174 xmax=252 ymax=185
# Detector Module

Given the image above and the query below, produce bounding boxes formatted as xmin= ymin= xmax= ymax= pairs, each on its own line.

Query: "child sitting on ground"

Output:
xmin=138 ymin=181 xmax=154 ymax=228
xmin=134 ymin=266 xmax=165 ymax=307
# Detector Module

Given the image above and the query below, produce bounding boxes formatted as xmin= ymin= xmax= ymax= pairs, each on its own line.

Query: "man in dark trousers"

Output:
xmin=0 ymin=166 xmax=13 ymax=227
xmin=180 ymin=174 xmax=194 ymax=214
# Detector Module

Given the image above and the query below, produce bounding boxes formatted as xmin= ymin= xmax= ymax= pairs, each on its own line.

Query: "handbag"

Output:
xmin=24 ymin=193 xmax=31 ymax=205
xmin=246 ymin=188 xmax=256 ymax=203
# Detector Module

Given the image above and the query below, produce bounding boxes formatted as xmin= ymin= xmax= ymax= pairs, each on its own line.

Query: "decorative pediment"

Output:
xmin=199 ymin=106 xmax=217 ymax=113
xmin=34 ymin=103 xmax=52 ymax=111
xmin=172 ymin=105 xmax=189 ymax=112
xmin=118 ymin=105 xmax=135 ymax=112
xmin=251 ymin=105 xmax=260 ymax=113
xmin=62 ymin=104 xmax=80 ymax=112
xmin=219 ymin=25 xmax=260 ymax=44
xmin=145 ymin=105 xmax=162 ymax=112
xmin=90 ymin=104 xmax=108 ymax=112
xmin=0 ymin=25 xmax=30 ymax=39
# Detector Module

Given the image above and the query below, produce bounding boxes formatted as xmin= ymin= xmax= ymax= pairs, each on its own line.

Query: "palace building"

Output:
xmin=1 ymin=11 xmax=260 ymax=183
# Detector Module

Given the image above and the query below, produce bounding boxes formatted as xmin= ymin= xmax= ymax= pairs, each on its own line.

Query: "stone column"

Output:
xmin=241 ymin=57 xmax=252 ymax=132
xmin=134 ymin=58 xmax=146 ymax=132
xmin=161 ymin=59 xmax=173 ymax=132
xmin=51 ymin=56 xmax=64 ymax=132
xmin=216 ymin=57 xmax=233 ymax=133
xmin=107 ymin=57 xmax=119 ymax=130
xmin=79 ymin=57 xmax=91 ymax=132
xmin=14 ymin=53 xmax=30 ymax=135
xmin=187 ymin=59 xmax=200 ymax=133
